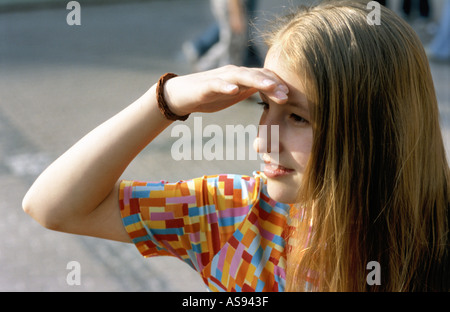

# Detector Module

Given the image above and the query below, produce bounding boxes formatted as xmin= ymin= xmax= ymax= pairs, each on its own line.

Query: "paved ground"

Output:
xmin=0 ymin=0 xmax=449 ymax=291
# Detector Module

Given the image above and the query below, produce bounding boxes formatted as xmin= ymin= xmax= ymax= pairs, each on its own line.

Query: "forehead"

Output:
xmin=264 ymin=48 xmax=307 ymax=90
xmin=264 ymin=48 xmax=311 ymax=110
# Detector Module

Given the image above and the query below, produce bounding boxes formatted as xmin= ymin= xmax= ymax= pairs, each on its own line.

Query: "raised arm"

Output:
xmin=22 ymin=66 xmax=289 ymax=242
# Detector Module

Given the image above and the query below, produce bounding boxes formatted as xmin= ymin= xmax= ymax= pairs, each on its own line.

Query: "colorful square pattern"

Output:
xmin=119 ymin=172 xmax=296 ymax=292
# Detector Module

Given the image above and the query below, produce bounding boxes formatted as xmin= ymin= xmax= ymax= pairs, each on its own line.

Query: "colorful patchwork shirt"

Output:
xmin=119 ymin=171 xmax=296 ymax=292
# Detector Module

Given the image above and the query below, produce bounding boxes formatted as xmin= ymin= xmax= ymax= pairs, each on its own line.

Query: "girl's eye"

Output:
xmin=290 ymin=113 xmax=309 ymax=124
xmin=257 ymin=101 xmax=269 ymax=110
xmin=257 ymin=100 xmax=309 ymax=125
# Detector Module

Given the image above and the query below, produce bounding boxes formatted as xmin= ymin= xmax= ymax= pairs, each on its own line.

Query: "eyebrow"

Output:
xmin=260 ymin=93 xmax=310 ymax=116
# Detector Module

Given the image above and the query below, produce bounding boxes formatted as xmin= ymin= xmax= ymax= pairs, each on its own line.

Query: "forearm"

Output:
xmin=23 ymin=66 xmax=288 ymax=240
xmin=23 ymin=84 xmax=171 ymax=228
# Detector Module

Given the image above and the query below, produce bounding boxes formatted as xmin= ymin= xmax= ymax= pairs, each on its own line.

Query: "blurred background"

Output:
xmin=0 ymin=0 xmax=448 ymax=291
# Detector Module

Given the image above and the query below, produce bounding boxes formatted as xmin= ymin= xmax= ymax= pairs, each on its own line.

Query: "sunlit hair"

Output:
xmin=265 ymin=0 xmax=449 ymax=291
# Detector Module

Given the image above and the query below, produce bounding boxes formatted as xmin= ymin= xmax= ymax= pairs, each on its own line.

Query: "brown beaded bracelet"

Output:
xmin=156 ymin=73 xmax=190 ymax=121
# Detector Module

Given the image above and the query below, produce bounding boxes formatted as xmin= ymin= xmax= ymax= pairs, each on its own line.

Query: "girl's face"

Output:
xmin=256 ymin=49 xmax=313 ymax=204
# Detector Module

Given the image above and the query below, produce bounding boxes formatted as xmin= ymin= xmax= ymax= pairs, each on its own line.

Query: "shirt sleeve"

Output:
xmin=118 ymin=173 xmax=262 ymax=272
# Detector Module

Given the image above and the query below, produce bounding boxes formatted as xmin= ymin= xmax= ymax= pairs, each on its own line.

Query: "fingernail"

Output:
xmin=262 ymin=79 xmax=276 ymax=87
xmin=275 ymin=91 xmax=288 ymax=100
xmin=278 ymin=84 xmax=289 ymax=94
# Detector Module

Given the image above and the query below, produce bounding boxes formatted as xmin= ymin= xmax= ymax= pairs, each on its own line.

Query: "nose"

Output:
xmin=253 ymin=123 xmax=280 ymax=155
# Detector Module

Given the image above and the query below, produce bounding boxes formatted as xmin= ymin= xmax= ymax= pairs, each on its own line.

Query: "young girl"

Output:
xmin=23 ymin=1 xmax=449 ymax=291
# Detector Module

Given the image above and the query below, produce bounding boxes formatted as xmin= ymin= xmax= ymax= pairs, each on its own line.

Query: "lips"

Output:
xmin=263 ymin=160 xmax=294 ymax=178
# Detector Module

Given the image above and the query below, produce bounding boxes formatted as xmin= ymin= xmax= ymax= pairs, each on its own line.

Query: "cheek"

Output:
xmin=287 ymin=129 xmax=313 ymax=168
xmin=293 ymin=152 xmax=310 ymax=170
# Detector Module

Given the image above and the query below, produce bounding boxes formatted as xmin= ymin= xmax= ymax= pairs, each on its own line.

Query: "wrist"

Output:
xmin=157 ymin=73 xmax=191 ymax=121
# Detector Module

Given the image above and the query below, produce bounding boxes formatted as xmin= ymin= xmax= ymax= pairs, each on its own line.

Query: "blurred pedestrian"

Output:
xmin=183 ymin=0 xmax=261 ymax=72
xmin=183 ymin=24 xmax=220 ymax=65
xmin=402 ymin=0 xmax=430 ymax=20
xmin=399 ymin=0 xmax=438 ymax=41
xmin=242 ymin=0 xmax=262 ymax=67
xmin=426 ymin=0 xmax=450 ymax=61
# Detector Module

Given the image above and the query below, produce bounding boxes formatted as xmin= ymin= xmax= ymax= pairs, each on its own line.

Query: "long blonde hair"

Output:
xmin=265 ymin=1 xmax=449 ymax=291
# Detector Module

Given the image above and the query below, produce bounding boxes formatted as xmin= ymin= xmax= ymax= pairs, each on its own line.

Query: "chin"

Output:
xmin=266 ymin=180 xmax=300 ymax=204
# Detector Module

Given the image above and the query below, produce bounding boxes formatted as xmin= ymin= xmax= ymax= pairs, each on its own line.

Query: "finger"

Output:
xmin=266 ymin=89 xmax=289 ymax=104
xmin=226 ymin=67 xmax=289 ymax=103
xmin=233 ymin=68 xmax=281 ymax=91
xmin=256 ymin=69 xmax=289 ymax=104
xmin=207 ymin=77 xmax=240 ymax=95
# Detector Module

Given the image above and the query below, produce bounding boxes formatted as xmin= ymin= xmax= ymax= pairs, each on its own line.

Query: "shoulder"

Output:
xmin=118 ymin=172 xmax=268 ymax=216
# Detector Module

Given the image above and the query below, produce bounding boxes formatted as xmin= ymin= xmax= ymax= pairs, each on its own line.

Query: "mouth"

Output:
xmin=263 ymin=160 xmax=295 ymax=178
